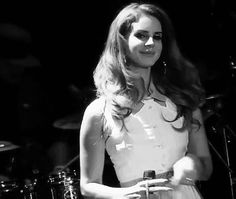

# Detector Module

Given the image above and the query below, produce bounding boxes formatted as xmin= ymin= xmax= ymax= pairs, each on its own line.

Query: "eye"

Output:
xmin=153 ymin=33 xmax=162 ymax=41
xmin=134 ymin=32 xmax=148 ymax=40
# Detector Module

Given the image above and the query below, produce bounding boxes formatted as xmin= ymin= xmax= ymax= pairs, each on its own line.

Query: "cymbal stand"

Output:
xmin=208 ymin=141 xmax=233 ymax=173
xmin=209 ymin=112 xmax=236 ymax=199
xmin=222 ymin=126 xmax=235 ymax=199
xmin=60 ymin=154 xmax=80 ymax=172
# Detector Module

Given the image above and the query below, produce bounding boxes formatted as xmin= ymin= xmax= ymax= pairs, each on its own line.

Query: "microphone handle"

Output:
xmin=143 ymin=170 xmax=156 ymax=199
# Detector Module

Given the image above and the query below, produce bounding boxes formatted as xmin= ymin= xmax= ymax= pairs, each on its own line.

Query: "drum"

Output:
xmin=0 ymin=180 xmax=23 ymax=199
xmin=48 ymin=170 xmax=82 ymax=199
xmin=22 ymin=179 xmax=40 ymax=199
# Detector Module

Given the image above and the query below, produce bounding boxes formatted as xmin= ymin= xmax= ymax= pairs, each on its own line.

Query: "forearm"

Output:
xmin=196 ymin=156 xmax=213 ymax=181
xmin=81 ymin=182 xmax=137 ymax=199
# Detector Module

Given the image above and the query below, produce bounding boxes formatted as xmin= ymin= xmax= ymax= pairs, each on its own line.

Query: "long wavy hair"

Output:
xmin=93 ymin=3 xmax=205 ymax=130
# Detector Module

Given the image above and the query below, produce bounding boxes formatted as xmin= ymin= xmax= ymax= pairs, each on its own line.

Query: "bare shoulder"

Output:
xmin=80 ymin=97 xmax=105 ymax=138
xmin=83 ymin=97 xmax=105 ymax=118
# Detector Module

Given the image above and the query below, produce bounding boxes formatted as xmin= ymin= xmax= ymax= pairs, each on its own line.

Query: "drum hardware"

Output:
xmin=0 ymin=177 xmax=41 ymax=199
xmin=0 ymin=170 xmax=82 ymax=199
xmin=0 ymin=180 xmax=22 ymax=199
xmin=0 ymin=140 xmax=82 ymax=198
xmin=43 ymin=154 xmax=81 ymax=199
xmin=22 ymin=179 xmax=38 ymax=199
xmin=202 ymin=93 xmax=225 ymax=121
xmin=48 ymin=155 xmax=81 ymax=198
xmin=206 ymin=111 xmax=236 ymax=199
xmin=58 ymin=155 xmax=80 ymax=173
xmin=229 ymin=55 xmax=236 ymax=78
xmin=61 ymin=175 xmax=79 ymax=199
xmin=48 ymin=170 xmax=80 ymax=199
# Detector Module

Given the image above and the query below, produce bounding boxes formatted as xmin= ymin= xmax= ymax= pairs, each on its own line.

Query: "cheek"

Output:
xmin=157 ymin=42 xmax=163 ymax=52
xmin=126 ymin=45 xmax=140 ymax=61
xmin=128 ymin=45 xmax=139 ymax=55
xmin=127 ymin=36 xmax=142 ymax=53
xmin=155 ymin=43 xmax=163 ymax=58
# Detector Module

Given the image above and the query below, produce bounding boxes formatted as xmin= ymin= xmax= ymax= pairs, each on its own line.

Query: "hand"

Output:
xmin=111 ymin=179 xmax=172 ymax=199
xmin=128 ymin=179 xmax=172 ymax=198
xmin=170 ymin=154 xmax=200 ymax=186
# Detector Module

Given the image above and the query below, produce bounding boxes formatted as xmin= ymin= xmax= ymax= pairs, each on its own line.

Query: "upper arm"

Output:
xmin=188 ymin=108 xmax=213 ymax=177
xmin=79 ymin=98 xmax=106 ymax=185
xmin=188 ymin=108 xmax=210 ymax=157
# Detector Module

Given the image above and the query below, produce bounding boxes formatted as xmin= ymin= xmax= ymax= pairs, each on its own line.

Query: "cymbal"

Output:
xmin=53 ymin=113 xmax=81 ymax=130
xmin=206 ymin=93 xmax=224 ymax=100
xmin=0 ymin=141 xmax=20 ymax=152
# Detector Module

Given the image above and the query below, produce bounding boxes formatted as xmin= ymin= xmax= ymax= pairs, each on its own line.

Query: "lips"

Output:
xmin=140 ymin=51 xmax=155 ymax=56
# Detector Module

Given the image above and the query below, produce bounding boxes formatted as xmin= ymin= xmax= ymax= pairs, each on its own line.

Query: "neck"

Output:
xmin=129 ymin=66 xmax=151 ymax=90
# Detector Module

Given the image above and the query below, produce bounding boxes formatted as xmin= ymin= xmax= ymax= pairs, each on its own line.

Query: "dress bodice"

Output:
xmin=105 ymin=97 xmax=189 ymax=184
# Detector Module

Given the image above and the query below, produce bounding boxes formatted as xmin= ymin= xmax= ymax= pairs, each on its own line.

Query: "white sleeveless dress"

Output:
xmin=104 ymin=97 xmax=203 ymax=199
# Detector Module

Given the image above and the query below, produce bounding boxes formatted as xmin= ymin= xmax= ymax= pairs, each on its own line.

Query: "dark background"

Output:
xmin=0 ymin=0 xmax=236 ymax=198
xmin=1 ymin=0 xmax=236 ymax=91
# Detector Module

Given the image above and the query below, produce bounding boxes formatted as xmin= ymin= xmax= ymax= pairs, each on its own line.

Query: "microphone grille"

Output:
xmin=143 ymin=170 xmax=156 ymax=180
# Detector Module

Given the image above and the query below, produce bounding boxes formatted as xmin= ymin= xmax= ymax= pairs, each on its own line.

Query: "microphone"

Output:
xmin=143 ymin=170 xmax=156 ymax=180
xmin=143 ymin=170 xmax=156 ymax=199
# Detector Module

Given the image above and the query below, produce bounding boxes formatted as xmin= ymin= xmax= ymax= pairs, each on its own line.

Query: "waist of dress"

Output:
xmin=120 ymin=170 xmax=195 ymax=187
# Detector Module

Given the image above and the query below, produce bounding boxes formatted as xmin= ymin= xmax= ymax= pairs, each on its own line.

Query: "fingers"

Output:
xmin=137 ymin=179 xmax=173 ymax=194
xmin=131 ymin=178 xmax=173 ymax=198
xmin=138 ymin=178 xmax=169 ymax=187
xmin=125 ymin=193 xmax=142 ymax=199
xmin=149 ymin=186 xmax=173 ymax=192
xmin=146 ymin=178 xmax=169 ymax=184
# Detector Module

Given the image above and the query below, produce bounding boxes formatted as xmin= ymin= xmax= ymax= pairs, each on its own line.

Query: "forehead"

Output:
xmin=131 ymin=14 xmax=162 ymax=32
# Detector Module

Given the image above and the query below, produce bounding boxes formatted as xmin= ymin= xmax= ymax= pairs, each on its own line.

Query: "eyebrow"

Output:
xmin=136 ymin=30 xmax=162 ymax=34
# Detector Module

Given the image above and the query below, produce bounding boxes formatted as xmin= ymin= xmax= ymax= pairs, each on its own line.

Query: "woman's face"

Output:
xmin=126 ymin=14 xmax=162 ymax=68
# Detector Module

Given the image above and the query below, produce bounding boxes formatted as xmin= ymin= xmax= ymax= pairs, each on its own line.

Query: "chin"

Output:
xmin=141 ymin=61 xmax=155 ymax=67
xmin=137 ymin=64 xmax=154 ymax=68
xmin=141 ymin=58 xmax=157 ymax=66
xmin=132 ymin=58 xmax=156 ymax=68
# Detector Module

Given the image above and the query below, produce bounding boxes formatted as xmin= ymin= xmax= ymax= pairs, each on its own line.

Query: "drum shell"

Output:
xmin=0 ymin=180 xmax=23 ymax=199
xmin=48 ymin=170 xmax=83 ymax=199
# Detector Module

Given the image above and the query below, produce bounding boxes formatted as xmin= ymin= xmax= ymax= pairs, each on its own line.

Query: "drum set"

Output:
xmin=0 ymin=168 xmax=82 ymax=199
xmin=0 ymin=86 xmax=95 ymax=199
xmin=0 ymin=122 xmax=83 ymax=199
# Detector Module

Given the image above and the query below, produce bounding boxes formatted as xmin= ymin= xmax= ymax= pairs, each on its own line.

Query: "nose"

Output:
xmin=145 ymin=37 xmax=154 ymax=46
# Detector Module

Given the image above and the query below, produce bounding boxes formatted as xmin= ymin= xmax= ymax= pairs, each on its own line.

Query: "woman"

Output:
xmin=80 ymin=2 xmax=213 ymax=199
